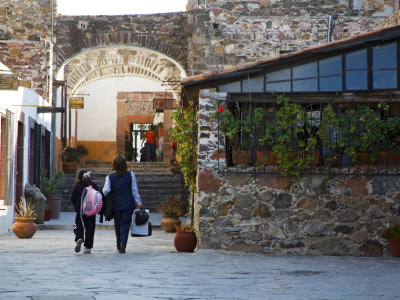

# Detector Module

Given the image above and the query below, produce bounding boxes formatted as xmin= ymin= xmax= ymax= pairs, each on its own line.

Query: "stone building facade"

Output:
xmin=196 ymin=91 xmax=400 ymax=256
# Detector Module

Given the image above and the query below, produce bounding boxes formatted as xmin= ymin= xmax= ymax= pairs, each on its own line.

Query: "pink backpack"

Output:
xmin=81 ymin=186 xmax=103 ymax=216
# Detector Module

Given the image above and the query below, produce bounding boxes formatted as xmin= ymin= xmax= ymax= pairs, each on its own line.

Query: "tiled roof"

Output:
xmin=182 ymin=24 xmax=400 ymax=87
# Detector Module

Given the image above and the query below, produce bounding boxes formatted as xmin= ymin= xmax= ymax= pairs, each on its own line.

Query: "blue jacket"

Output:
xmin=102 ymin=171 xmax=142 ymax=211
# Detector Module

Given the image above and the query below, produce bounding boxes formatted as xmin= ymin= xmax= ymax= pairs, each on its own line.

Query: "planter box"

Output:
xmin=232 ymin=150 xmax=252 ymax=164
xmin=256 ymin=150 xmax=275 ymax=165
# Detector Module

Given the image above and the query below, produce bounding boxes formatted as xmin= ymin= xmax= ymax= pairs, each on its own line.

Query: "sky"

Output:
xmin=57 ymin=0 xmax=188 ymax=16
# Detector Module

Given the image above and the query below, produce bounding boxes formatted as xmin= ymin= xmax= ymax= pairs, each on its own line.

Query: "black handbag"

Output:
xmin=134 ymin=208 xmax=149 ymax=225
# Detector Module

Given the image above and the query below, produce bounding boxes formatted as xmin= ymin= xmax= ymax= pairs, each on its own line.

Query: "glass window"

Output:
xmin=293 ymin=79 xmax=318 ymax=91
xmin=345 ymin=49 xmax=367 ymax=90
xmin=266 ymin=69 xmax=290 ymax=82
xmin=320 ymin=56 xmax=342 ymax=76
xmin=372 ymin=42 xmax=397 ymax=90
xmin=218 ymin=81 xmax=241 ymax=93
xmin=346 ymin=70 xmax=368 ymax=90
xmin=266 ymin=81 xmax=291 ymax=92
xmin=373 ymin=70 xmax=397 ymax=89
xmin=293 ymin=62 xmax=317 ymax=79
xmin=346 ymin=49 xmax=367 ymax=69
xmin=373 ymin=42 xmax=396 ymax=69
xmin=242 ymin=74 xmax=264 ymax=92
xmin=320 ymin=76 xmax=342 ymax=91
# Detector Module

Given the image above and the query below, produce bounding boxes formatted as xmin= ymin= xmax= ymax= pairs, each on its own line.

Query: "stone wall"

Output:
xmin=187 ymin=1 xmax=392 ymax=75
xmin=0 ymin=0 xmax=53 ymax=98
xmin=196 ymin=90 xmax=400 ymax=256
xmin=0 ymin=41 xmax=48 ymax=98
xmin=54 ymin=14 xmax=189 ymax=70
xmin=0 ymin=0 xmax=54 ymax=41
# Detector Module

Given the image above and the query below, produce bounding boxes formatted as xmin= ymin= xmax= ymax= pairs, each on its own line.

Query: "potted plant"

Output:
xmin=382 ymin=224 xmax=400 ymax=257
xmin=40 ymin=168 xmax=65 ymax=220
xmin=62 ymin=146 xmax=79 ymax=173
xmin=12 ymin=196 xmax=38 ymax=238
xmin=156 ymin=196 xmax=182 ymax=233
xmin=174 ymin=222 xmax=197 ymax=252
xmin=76 ymin=143 xmax=89 ymax=165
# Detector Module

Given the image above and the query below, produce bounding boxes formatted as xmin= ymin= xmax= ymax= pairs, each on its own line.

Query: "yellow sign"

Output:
xmin=69 ymin=97 xmax=84 ymax=109
xmin=0 ymin=74 xmax=19 ymax=90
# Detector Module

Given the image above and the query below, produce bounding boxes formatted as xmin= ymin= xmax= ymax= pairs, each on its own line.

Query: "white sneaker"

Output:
xmin=83 ymin=247 xmax=91 ymax=254
xmin=75 ymin=239 xmax=83 ymax=253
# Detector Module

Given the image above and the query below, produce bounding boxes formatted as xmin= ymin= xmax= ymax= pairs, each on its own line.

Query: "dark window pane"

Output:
xmin=373 ymin=42 xmax=396 ymax=69
xmin=266 ymin=69 xmax=291 ymax=82
xmin=373 ymin=70 xmax=397 ymax=89
xmin=266 ymin=81 xmax=291 ymax=92
xmin=346 ymin=70 xmax=367 ymax=90
xmin=346 ymin=49 xmax=367 ymax=69
xmin=293 ymin=62 xmax=317 ymax=79
xmin=218 ymin=81 xmax=241 ymax=92
xmin=320 ymin=56 xmax=342 ymax=76
xmin=320 ymin=76 xmax=342 ymax=91
xmin=293 ymin=79 xmax=317 ymax=91
xmin=242 ymin=74 xmax=264 ymax=92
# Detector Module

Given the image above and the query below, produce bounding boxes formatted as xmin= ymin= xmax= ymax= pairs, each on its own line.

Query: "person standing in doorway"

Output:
xmin=102 ymin=155 xmax=143 ymax=253
xmin=141 ymin=125 xmax=157 ymax=161
xmin=71 ymin=169 xmax=99 ymax=254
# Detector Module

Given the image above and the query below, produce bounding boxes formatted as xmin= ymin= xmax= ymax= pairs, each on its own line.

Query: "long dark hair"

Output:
xmin=75 ymin=169 xmax=95 ymax=186
xmin=112 ymin=155 xmax=127 ymax=176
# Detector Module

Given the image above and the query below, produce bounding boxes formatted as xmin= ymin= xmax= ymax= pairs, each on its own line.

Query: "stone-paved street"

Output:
xmin=1 ymin=227 xmax=400 ymax=299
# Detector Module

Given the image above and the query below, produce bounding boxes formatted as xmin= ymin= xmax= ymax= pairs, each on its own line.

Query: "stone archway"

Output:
xmin=58 ymin=45 xmax=186 ymax=161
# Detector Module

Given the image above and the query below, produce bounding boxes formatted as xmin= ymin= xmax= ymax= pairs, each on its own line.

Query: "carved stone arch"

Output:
xmin=56 ymin=31 xmax=188 ymax=71
xmin=60 ymin=45 xmax=186 ymax=97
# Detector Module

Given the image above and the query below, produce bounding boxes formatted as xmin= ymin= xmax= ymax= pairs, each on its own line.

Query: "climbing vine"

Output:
xmin=169 ymin=101 xmax=198 ymax=194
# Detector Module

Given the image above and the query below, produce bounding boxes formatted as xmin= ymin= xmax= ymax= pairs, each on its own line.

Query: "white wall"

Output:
xmin=0 ymin=87 xmax=50 ymax=235
xmin=75 ymin=76 xmax=163 ymax=142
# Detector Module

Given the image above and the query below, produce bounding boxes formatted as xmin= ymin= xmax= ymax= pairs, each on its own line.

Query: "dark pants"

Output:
xmin=114 ymin=209 xmax=134 ymax=249
xmin=145 ymin=142 xmax=156 ymax=161
xmin=74 ymin=213 xmax=96 ymax=249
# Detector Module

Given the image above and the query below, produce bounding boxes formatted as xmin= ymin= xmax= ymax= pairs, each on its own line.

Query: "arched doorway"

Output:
xmin=56 ymin=45 xmax=186 ymax=163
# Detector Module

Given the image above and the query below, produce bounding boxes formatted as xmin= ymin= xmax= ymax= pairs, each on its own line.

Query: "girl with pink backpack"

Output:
xmin=71 ymin=169 xmax=100 ymax=254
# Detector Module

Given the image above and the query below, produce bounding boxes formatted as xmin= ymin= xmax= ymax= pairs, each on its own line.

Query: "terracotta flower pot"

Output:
xmin=63 ymin=161 xmax=77 ymax=174
xmin=388 ymin=239 xmax=400 ymax=257
xmin=46 ymin=197 xmax=61 ymax=219
xmin=232 ymin=150 xmax=252 ymax=164
xmin=44 ymin=209 xmax=52 ymax=221
xmin=12 ymin=217 xmax=38 ymax=239
xmin=160 ymin=215 xmax=181 ymax=233
xmin=256 ymin=150 xmax=275 ymax=165
xmin=174 ymin=228 xmax=197 ymax=252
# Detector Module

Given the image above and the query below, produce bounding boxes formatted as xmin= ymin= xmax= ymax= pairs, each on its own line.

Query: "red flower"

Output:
xmin=218 ymin=107 xmax=225 ymax=112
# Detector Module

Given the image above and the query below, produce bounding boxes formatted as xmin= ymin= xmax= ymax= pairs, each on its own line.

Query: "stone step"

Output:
xmin=78 ymin=161 xmax=172 ymax=174
xmin=57 ymin=172 xmax=189 ymax=213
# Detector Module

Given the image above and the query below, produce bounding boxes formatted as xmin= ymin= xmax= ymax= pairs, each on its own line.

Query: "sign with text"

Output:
xmin=153 ymin=98 xmax=177 ymax=110
xmin=69 ymin=97 xmax=84 ymax=109
xmin=0 ymin=74 xmax=19 ymax=90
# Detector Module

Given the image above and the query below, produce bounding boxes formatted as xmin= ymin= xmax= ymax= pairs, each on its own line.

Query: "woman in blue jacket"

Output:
xmin=102 ymin=155 xmax=143 ymax=253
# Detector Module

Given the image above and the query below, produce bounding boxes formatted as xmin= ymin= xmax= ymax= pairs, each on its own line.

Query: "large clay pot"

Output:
xmin=44 ymin=209 xmax=52 ymax=221
xmin=12 ymin=217 xmax=38 ymax=239
xmin=47 ymin=197 xmax=61 ymax=219
xmin=63 ymin=162 xmax=77 ymax=174
xmin=389 ymin=239 xmax=400 ymax=257
xmin=160 ymin=215 xmax=181 ymax=233
xmin=174 ymin=228 xmax=197 ymax=252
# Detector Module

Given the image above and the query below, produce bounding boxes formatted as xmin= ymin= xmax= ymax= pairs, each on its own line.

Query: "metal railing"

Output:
xmin=214 ymin=98 xmax=400 ymax=176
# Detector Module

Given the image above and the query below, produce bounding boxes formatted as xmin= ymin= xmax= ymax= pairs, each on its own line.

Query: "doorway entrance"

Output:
xmin=128 ymin=123 xmax=152 ymax=162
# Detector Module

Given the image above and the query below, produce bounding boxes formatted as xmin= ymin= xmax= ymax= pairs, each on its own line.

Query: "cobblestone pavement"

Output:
xmin=1 ymin=228 xmax=400 ymax=300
